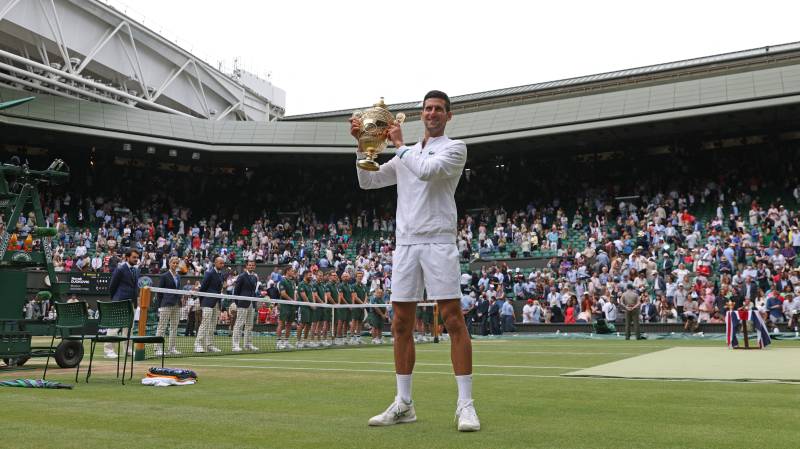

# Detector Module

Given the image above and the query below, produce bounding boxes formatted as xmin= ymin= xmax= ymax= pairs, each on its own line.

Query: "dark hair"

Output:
xmin=423 ymin=90 xmax=451 ymax=112
xmin=124 ymin=248 xmax=140 ymax=258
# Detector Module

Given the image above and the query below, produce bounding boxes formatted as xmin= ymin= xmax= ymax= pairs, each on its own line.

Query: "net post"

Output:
xmin=433 ymin=302 xmax=439 ymax=343
xmin=135 ymin=287 xmax=151 ymax=361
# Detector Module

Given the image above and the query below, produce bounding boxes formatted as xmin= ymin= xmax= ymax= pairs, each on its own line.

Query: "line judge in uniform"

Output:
xmin=155 ymin=256 xmax=182 ymax=356
xmin=194 ymin=256 xmax=226 ymax=353
xmin=105 ymin=248 xmax=140 ymax=358
xmin=232 ymin=259 xmax=260 ymax=352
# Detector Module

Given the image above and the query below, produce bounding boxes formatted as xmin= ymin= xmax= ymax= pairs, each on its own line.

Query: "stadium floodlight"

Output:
xmin=168 ymin=149 xmax=177 ymax=157
xmin=146 ymin=146 xmax=156 ymax=155
xmin=122 ymin=143 xmax=132 ymax=151
xmin=191 ymin=152 xmax=200 ymax=160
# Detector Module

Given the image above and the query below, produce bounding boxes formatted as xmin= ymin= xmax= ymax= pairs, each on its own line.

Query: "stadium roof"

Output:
xmin=3 ymin=41 xmax=800 ymax=154
xmin=282 ymin=41 xmax=800 ymax=121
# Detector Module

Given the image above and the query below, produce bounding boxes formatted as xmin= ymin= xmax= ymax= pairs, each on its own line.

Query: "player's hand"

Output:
xmin=387 ymin=122 xmax=404 ymax=148
xmin=349 ymin=117 xmax=362 ymax=140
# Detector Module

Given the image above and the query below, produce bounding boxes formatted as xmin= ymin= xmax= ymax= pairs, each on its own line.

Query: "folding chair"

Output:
xmin=87 ymin=300 xmax=131 ymax=383
xmin=87 ymin=300 xmax=165 ymax=384
xmin=43 ymin=301 xmax=89 ymax=382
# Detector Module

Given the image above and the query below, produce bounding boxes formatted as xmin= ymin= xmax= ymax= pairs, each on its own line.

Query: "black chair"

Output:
xmin=43 ymin=301 xmax=90 ymax=382
xmin=87 ymin=300 xmax=164 ymax=384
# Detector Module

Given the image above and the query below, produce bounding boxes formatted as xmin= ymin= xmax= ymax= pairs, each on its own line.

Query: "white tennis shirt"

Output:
xmin=357 ymin=135 xmax=466 ymax=246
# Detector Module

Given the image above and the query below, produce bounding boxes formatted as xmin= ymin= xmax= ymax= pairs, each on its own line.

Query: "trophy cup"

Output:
xmin=352 ymin=98 xmax=406 ymax=171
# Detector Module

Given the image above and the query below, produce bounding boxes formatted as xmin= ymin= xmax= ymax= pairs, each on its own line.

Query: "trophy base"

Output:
xmin=356 ymin=159 xmax=379 ymax=171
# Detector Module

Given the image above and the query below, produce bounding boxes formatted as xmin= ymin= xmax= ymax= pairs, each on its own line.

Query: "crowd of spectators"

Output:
xmin=5 ymin=143 xmax=800 ymax=334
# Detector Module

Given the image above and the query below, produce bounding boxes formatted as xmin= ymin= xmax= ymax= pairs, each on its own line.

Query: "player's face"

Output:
xmin=128 ymin=252 xmax=139 ymax=265
xmin=421 ymin=98 xmax=451 ymax=136
xmin=215 ymin=257 xmax=225 ymax=270
xmin=169 ymin=258 xmax=179 ymax=271
xmin=246 ymin=261 xmax=255 ymax=271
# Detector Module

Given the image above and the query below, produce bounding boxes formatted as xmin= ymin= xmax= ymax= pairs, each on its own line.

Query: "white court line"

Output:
xmin=181 ymin=362 xmax=795 ymax=385
xmin=347 ymin=346 xmax=640 ymax=355
xmin=191 ymin=357 xmax=583 ymax=370
xmin=471 ymin=341 xmax=722 ymax=349
xmin=413 ymin=349 xmax=639 ymax=356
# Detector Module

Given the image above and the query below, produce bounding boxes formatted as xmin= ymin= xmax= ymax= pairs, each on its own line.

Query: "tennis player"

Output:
xmin=351 ymin=90 xmax=480 ymax=431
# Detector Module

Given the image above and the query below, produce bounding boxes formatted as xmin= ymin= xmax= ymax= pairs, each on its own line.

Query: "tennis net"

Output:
xmin=134 ymin=286 xmax=440 ymax=359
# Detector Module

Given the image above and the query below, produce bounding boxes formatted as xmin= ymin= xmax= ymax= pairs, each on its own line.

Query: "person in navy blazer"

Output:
xmin=108 ymin=249 xmax=140 ymax=302
xmin=194 ymin=256 xmax=226 ymax=353
xmin=104 ymin=249 xmax=140 ymax=358
xmin=155 ymin=256 xmax=182 ymax=356
xmin=232 ymin=259 xmax=260 ymax=352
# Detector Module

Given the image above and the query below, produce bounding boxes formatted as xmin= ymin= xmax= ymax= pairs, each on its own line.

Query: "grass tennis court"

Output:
xmin=3 ymin=338 xmax=800 ymax=449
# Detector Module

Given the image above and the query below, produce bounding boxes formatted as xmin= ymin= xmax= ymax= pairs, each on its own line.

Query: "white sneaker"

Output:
xmin=308 ymin=341 xmax=319 ymax=348
xmin=245 ymin=344 xmax=259 ymax=351
xmin=356 ymin=337 xmax=364 ymax=345
xmin=276 ymin=340 xmax=285 ymax=350
xmin=368 ymin=397 xmax=417 ymax=426
xmin=297 ymin=340 xmax=305 ymax=349
xmin=334 ymin=338 xmax=343 ymax=346
xmin=169 ymin=349 xmax=181 ymax=355
xmin=322 ymin=340 xmax=332 ymax=347
xmin=194 ymin=344 xmax=205 ymax=353
xmin=231 ymin=346 xmax=242 ymax=352
xmin=455 ymin=400 xmax=481 ymax=432
xmin=285 ymin=342 xmax=295 ymax=350
xmin=104 ymin=350 xmax=118 ymax=359
xmin=207 ymin=346 xmax=222 ymax=353
xmin=154 ymin=349 xmax=164 ymax=357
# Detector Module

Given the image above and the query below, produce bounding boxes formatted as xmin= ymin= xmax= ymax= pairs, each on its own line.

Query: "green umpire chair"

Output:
xmin=87 ymin=300 xmax=164 ymax=384
xmin=43 ymin=301 xmax=90 ymax=382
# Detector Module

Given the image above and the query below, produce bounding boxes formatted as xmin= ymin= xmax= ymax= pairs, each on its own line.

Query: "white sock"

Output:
xmin=396 ymin=374 xmax=412 ymax=403
xmin=455 ymin=375 xmax=473 ymax=403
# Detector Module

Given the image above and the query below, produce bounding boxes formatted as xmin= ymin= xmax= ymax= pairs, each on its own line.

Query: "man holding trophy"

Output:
xmin=350 ymin=91 xmax=480 ymax=432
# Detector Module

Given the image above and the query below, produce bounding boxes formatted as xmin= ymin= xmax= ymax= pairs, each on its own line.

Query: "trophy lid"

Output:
xmin=373 ymin=97 xmax=387 ymax=109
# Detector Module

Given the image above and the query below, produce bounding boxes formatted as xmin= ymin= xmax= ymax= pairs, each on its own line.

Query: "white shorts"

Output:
xmin=390 ymin=243 xmax=461 ymax=302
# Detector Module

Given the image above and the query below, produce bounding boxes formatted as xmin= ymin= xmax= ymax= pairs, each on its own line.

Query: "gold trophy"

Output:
xmin=352 ymin=98 xmax=406 ymax=171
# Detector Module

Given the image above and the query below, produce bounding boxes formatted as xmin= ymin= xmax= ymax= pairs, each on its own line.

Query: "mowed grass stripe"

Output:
xmin=188 ymin=356 xmax=587 ymax=370
xmin=177 ymin=362 xmax=800 ymax=384
xmin=7 ymin=339 xmax=800 ymax=449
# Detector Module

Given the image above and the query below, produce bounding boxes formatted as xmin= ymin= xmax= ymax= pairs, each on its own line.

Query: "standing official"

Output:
xmin=155 ymin=256 xmax=182 ymax=356
xmin=315 ymin=271 xmax=333 ymax=347
xmin=297 ymin=270 xmax=314 ymax=348
xmin=194 ymin=256 xmax=225 ymax=353
xmin=369 ymin=288 xmax=387 ymax=344
xmin=276 ymin=267 xmax=297 ymax=350
xmin=106 ymin=249 xmax=140 ymax=358
xmin=335 ymin=272 xmax=351 ymax=344
xmin=232 ymin=259 xmax=260 ymax=352
xmin=350 ymin=270 xmax=368 ymax=344
xmin=621 ymin=284 xmax=642 ymax=340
